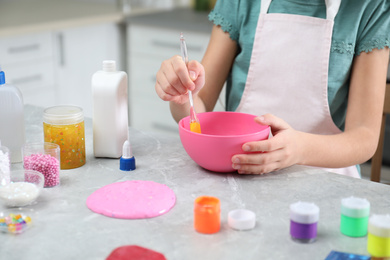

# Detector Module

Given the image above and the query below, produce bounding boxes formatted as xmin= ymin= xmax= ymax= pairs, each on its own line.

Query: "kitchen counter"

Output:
xmin=126 ymin=7 xmax=212 ymax=34
xmin=0 ymin=0 xmax=160 ymax=37
xmin=2 ymin=105 xmax=390 ymax=260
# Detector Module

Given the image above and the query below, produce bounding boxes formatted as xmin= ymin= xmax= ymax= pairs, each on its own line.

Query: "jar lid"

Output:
xmin=194 ymin=196 xmax=220 ymax=211
xmin=290 ymin=201 xmax=320 ymax=224
xmin=228 ymin=209 xmax=256 ymax=230
xmin=341 ymin=197 xmax=370 ymax=218
xmin=368 ymin=214 xmax=390 ymax=238
xmin=43 ymin=105 xmax=84 ymax=125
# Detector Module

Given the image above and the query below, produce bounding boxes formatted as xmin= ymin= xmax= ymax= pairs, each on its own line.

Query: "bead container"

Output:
xmin=194 ymin=196 xmax=220 ymax=234
xmin=0 ymin=213 xmax=32 ymax=234
xmin=290 ymin=201 xmax=320 ymax=243
xmin=0 ymin=170 xmax=44 ymax=207
xmin=340 ymin=197 xmax=370 ymax=237
xmin=23 ymin=142 xmax=60 ymax=187
xmin=43 ymin=105 xmax=86 ymax=169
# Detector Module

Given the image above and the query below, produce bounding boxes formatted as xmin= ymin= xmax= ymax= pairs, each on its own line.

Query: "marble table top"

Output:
xmin=1 ymin=105 xmax=389 ymax=260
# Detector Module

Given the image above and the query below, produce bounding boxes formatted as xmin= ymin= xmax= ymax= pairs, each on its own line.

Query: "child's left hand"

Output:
xmin=231 ymin=114 xmax=304 ymax=174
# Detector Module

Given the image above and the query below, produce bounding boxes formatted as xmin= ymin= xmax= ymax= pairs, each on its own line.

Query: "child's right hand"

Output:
xmin=155 ymin=55 xmax=205 ymax=105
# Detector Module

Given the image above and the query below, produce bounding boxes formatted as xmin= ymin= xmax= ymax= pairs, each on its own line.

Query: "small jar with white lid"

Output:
xmin=290 ymin=201 xmax=320 ymax=243
xmin=340 ymin=197 xmax=370 ymax=237
xmin=367 ymin=214 xmax=390 ymax=258
xmin=43 ymin=105 xmax=86 ymax=169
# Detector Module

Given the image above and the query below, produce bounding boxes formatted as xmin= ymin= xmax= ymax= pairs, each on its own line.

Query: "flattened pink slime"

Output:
xmin=86 ymin=181 xmax=176 ymax=219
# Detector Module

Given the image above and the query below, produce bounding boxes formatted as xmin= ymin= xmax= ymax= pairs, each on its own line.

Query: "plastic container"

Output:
xmin=228 ymin=209 xmax=256 ymax=230
xmin=194 ymin=196 xmax=220 ymax=234
xmin=179 ymin=112 xmax=270 ymax=172
xmin=367 ymin=214 xmax=390 ymax=258
xmin=340 ymin=197 xmax=370 ymax=237
xmin=0 ymin=67 xmax=25 ymax=163
xmin=43 ymin=106 xmax=85 ymax=170
xmin=290 ymin=201 xmax=320 ymax=243
xmin=91 ymin=60 xmax=129 ymax=158
xmin=0 ymin=169 xmax=44 ymax=207
xmin=0 ymin=142 xmax=10 ymax=186
xmin=0 ymin=212 xmax=33 ymax=234
xmin=22 ymin=142 xmax=60 ymax=187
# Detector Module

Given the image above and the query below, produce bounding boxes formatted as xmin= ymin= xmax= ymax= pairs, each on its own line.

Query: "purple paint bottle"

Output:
xmin=290 ymin=201 xmax=320 ymax=243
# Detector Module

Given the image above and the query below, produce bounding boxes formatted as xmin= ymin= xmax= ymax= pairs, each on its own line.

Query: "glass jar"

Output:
xmin=0 ymin=144 xmax=10 ymax=186
xmin=43 ymin=106 xmax=86 ymax=169
xmin=22 ymin=142 xmax=60 ymax=187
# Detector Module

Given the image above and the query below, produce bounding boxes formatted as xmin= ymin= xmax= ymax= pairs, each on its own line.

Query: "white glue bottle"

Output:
xmin=0 ymin=66 xmax=25 ymax=163
xmin=92 ymin=60 xmax=129 ymax=158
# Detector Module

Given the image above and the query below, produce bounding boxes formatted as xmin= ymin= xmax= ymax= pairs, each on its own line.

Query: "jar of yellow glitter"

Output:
xmin=43 ymin=106 xmax=86 ymax=169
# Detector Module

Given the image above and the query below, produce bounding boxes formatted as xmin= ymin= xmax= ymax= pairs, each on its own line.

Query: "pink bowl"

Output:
xmin=179 ymin=111 xmax=270 ymax=172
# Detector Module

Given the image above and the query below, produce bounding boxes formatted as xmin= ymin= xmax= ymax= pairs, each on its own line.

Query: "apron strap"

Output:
xmin=260 ymin=0 xmax=272 ymax=14
xmin=325 ymin=0 xmax=341 ymax=21
xmin=260 ymin=0 xmax=341 ymax=21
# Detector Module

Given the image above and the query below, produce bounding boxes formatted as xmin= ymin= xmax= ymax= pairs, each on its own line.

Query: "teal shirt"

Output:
xmin=209 ymin=0 xmax=390 ymax=130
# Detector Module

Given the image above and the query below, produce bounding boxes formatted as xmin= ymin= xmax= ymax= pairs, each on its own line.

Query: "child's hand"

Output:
xmin=231 ymin=114 xmax=303 ymax=174
xmin=155 ymin=55 xmax=205 ymax=105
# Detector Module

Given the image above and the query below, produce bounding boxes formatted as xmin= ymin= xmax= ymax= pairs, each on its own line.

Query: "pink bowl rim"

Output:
xmin=179 ymin=111 xmax=270 ymax=138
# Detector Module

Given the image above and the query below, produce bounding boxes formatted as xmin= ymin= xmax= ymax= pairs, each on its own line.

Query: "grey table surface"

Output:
xmin=1 ymin=105 xmax=390 ymax=260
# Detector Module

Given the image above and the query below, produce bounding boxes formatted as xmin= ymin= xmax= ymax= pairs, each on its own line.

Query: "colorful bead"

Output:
xmin=24 ymin=216 xmax=32 ymax=224
xmin=24 ymin=153 xmax=60 ymax=187
xmin=0 ymin=214 xmax=32 ymax=234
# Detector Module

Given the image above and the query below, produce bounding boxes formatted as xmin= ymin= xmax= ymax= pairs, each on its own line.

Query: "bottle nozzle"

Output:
xmin=102 ymin=60 xmax=116 ymax=72
xmin=122 ymin=140 xmax=132 ymax=158
xmin=120 ymin=140 xmax=136 ymax=171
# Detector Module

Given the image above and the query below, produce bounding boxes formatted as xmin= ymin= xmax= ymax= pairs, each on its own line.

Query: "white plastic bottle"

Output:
xmin=92 ymin=60 xmax=129 ymax=158
xmin=0 ymin=66 xmax=25 ymax=163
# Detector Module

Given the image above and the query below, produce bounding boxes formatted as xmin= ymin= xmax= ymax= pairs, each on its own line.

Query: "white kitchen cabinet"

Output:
xmin=0 ymin=32 xmax=58 ymax=108
xmin=55 ymin=23 xmax=122 ymax=118
xmin=0 ymin=23 xmax=121 ymax=118
xmin=128 ymin=22 xmax=224 ymax=136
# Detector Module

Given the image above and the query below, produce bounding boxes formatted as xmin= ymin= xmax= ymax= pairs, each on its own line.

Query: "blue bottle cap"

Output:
xmin=0 ymin=69 xmax=5 ymax=85
xmin=120 ymin=156 xmax=136 ymax=171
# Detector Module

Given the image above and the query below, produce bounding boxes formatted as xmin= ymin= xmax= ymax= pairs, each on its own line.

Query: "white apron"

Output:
xmin=236 ymin=0 xmax=360 ymax=178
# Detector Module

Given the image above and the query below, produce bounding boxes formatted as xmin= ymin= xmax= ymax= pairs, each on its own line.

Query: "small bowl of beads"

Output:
xmin=0 ymin=212 xmax=33 ymax=234
xmin=22 ymin=142 xmax=60 ymax=187
xmin=0 ymin=169 xmax=44 ymax=207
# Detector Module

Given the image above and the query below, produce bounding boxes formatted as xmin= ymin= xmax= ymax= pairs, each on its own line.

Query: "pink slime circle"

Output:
xmin=86 ymin=180 xmax=176 ymax=219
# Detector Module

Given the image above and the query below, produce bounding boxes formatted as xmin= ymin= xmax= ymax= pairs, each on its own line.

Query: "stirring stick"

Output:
xmin=180 ymin=32 xmax=201 ymax=134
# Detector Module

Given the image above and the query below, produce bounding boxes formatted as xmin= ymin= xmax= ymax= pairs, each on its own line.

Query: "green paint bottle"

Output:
xmin=340 ymin=197 xmax=370 ymax=237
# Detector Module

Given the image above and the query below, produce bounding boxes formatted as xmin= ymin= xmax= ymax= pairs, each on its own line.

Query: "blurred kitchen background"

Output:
xmin=0 ymin=0 xmax=389 ymax=181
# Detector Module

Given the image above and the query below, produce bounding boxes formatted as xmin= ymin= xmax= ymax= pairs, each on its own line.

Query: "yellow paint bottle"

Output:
xmin=367 ymin=214 xmax=390 ymax=258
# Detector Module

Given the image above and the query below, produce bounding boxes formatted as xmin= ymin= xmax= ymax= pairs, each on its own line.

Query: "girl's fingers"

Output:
xmin=171 ymin=56 xmax=195 ymax=93
xmin=232 ymin=148 xmax=284 ymax=166
xmin=155 ymin=80 xmax=175 ymax=102
xmin=235 ymin=161 xmax=281 ymax=175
